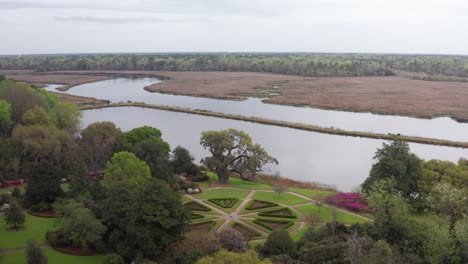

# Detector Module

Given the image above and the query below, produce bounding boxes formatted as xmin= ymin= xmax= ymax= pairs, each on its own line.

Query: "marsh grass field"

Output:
xmin=5 ymin=70 xmax=468 ymax=122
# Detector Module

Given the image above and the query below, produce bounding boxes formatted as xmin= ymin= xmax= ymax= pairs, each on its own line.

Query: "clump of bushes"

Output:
xmin=324 ymin=192 xmax=371 ymax=213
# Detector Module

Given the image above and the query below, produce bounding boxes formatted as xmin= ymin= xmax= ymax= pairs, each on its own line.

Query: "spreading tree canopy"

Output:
xmin=200 ymin=129 xmax=277 ymax=184
xmin=103 ymin=151 xmax=151 ymax=188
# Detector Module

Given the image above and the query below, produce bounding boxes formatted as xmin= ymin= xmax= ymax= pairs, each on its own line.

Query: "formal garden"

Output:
xmin=183 ymin=173 xmax=371 ymax=248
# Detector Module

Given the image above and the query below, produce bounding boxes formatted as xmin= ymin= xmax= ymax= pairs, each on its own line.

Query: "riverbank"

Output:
xmin=81 ymin=102 xmax=468 ymax=149
xmin=5 ymin=70 xmax=468 ymax=122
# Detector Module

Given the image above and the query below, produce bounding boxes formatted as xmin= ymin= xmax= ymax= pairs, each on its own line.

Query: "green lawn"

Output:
xmin=252 ymin=191 xmax=309 ymax=206
xmin=296 ymin=204 xmax=369 ymax=225
xmin=195 ymin=188 xmax=251 ymax=200
xmin=0 ymin=248 xmax=106 ymax=264
xmin=291 ymin=226 xmax=309 ymax=241
xmin=288 ymin=187 xmax=336 ymax=201
xmin=0 ymin=213 xmax=59 ymax=249
xmin=205 ymin=172 xmax=272 ymax=190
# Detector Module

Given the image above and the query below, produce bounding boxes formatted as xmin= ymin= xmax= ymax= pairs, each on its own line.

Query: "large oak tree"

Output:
xmin=200 ymin=129 xmax=277 ymax=184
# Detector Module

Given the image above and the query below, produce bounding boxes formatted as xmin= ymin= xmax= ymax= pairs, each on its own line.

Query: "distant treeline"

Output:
xmin=1 ymin=53 xmax=468 ymax=78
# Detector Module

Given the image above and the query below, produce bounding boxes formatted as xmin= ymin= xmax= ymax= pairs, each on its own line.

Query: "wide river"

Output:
xmin=46 ymin=78 xmax=468 ymax=191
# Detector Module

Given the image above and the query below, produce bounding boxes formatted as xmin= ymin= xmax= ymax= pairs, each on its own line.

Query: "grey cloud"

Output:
xmin=54 ymin=16 xmax=209 ymax=24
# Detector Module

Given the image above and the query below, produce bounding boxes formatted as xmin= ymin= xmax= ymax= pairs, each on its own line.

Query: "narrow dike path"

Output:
xmin=81 ymin=103 xmax=468 ymax=149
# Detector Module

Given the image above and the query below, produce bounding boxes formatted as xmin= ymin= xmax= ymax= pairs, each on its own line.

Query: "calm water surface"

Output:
xmin=81 ymin=107 xmax=468 ymax=191
xmin=45 ymin=78 xmax=468 ymax=142
xmin=44 ymin=79 xmax=468 ymax=190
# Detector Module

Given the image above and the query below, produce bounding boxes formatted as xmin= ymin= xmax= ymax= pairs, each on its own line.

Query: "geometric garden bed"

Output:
xmin=184 ymin=201 xmax=211 ymax=212
xmin=258 ymin=208 xmax=297 ymax=219
xmin=253 ymin=218 xmax=294 ymax=231
xmin=208 ymin=198 xmax=239 ymax=208
xmin=245 ymin=199 xmax=278 ymax=210
xmin=232 ymin=222 xmax=261 ymax=239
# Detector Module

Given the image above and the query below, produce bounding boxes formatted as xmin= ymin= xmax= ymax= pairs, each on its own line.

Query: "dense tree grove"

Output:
xmin=2 ymin=53 xmax=468 ymax=78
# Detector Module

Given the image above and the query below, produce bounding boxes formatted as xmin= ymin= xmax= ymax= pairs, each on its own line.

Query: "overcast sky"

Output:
xmin=1 ymin=0 xmax=468 ymax=55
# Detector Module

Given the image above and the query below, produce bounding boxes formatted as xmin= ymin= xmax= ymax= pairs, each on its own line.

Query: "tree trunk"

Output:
xmin=218 ymin=173 xmax=229 ymax=184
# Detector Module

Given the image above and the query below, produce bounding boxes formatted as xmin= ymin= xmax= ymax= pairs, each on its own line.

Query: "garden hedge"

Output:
xmin=231 ymin=222 xmax=261 ymax=238
xmin=258 ymin=208 xmax=297 ymax=219
xmin=253 ymin=219 xmax=294 ymax=231
xmin=208 ymin=198 xmax=239 ymax=208
xmin=245 ymin=199 xmax=278 ymax=210
xmin=184 ymin=201 xmax=211 ymax=212
xmin=190 ymin=220 xmax=216 ymax=232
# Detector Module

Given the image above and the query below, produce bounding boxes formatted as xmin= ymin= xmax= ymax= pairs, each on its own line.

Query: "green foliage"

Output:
xmin=362 ymin=139 xmax=422 ymax=200
xmin=6 ymin=53 xmax=468 ymax=78
xmin=103 ymin=151 xmax=151 ymax=188
xmin=428 ymin=182 xmax=467 ymax=236
xmin=419 ymin=159 xmax=468 ymax=205
xmin=0 ymin=99 xmax=12 ymax=137
xmin=11 ymin=186 xmax=21 ymax=199
xmin=169 ymin=231 xmax=220 ymax=264
xmin=195 ymin=249 xmax=272 ymax=264
xmin=200 ymin=129 xmax=277 ymax=184
xmin=262 ymin=229 xmax=297 ymax=257
xmin=5 ymin=199 xmax=25 ymax=229
xmin=103 ymin=254 xmax=125 ymax=264
xmin=208 ymin=198 xmax=239 ymax=208
xmin=48 ymin=102 xmax=82 ymax=134
xmin=125 ymin=126 xmax=163 ymax=145
xmin=100 ymin=178 xmax=191 ymax=261
xmin=39 ymin=90 xmax=58 ymax=110
xmin=80 ymin=121 xmax=123 ymax=172
xmin=0 ymin=80 xmax=46 ymax=123
xmin=356 ymin=240 xmax=402 ymax=264
xmin=298 ymin=236 xmax=349 ymax=264
xmin=0 ymin=139 xmax=22 ymax=180
xmin=21 ymin=106 xmax=52 ymax=127
xmin=63 ymin=207 xmax=107 ymax=249
xmin=171 ymin=146 xmax=200 ymax=175
xmin=133 ymin=139 xmax=173 ymax=182
xmin=26 ymin=240 xmax=48 ymax=264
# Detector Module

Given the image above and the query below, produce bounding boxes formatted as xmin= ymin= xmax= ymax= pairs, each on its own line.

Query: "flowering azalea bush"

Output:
xmin=324 ymin=192 xmax=371 ymax=213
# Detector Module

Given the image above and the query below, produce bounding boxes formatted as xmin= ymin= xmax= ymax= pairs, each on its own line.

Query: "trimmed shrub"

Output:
xmin=258 ymin=208 xmax=297 ymax=219
xmin=253 ymin=219 xmax=294 ymax=231
xmin=192 ymin=214 xmax=204 ymax=220
xmin=208 ymin=198 xmax=239 ymax=208
xmin=184 ymin=201 xmax=211 ymax=212
xmin=232 ymin=222 xmax=261 ymax=238
xmin=245 ymin=200 xmax=278 ymax=210
xmin=190 ymin=221 xmax=216 ymax=232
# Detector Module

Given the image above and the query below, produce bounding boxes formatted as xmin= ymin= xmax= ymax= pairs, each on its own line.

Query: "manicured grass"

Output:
xmin=296 ymin=204 xmax=369 ymax=225
xmin=0 ymin=213 xmax=58 ymax=249
xmin=206 ymin=172 xmax=272 ymax=190
xmin=291 ymin=226 xmax=309 ymax=241
xmin=195 ymin=188 xmax=251 ymax=200
xmin=288 ymin=187 xmax=336 ymax=201
xmin=0 ymin=248 xmax=106 ymax=264
xmin=252 ymin=191 xmax=309 ymax=206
